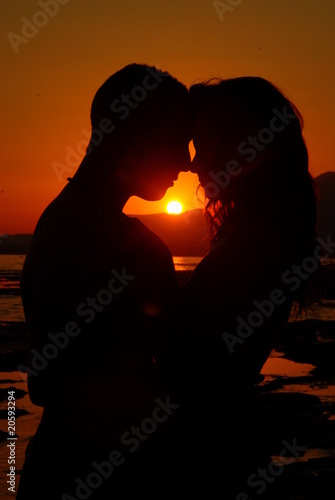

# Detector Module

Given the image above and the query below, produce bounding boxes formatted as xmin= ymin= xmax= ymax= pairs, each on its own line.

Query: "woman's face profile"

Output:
xmin=191 ymin=96 xmax=272 ymax=191
xmin=191 ymin=104 xmax=241 ymax=187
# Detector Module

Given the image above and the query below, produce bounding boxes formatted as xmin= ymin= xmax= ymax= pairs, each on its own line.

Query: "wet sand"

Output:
xmin=259 ymin=319 xmax=335 ymax=499
xmin=1 ymin=317 xmax=335 ymax=498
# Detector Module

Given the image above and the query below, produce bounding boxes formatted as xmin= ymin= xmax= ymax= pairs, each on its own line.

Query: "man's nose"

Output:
xmin=176 ymin=149 xmax=193 ymax=173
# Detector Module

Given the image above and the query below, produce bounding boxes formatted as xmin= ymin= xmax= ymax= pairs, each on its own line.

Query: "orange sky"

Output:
xmin=1 ymin=0 xmax=335 ymax=233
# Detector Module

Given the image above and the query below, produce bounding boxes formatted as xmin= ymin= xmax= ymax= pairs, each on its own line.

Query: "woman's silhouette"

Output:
xmin=169 ymin=77 xmax=321 ymax=496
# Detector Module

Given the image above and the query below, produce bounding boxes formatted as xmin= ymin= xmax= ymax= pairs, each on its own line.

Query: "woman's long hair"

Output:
xmin=190 ymin=77 xmax=322 ymax=313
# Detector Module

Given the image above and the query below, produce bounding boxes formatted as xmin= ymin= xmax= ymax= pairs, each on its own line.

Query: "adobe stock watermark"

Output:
xmin=182 ymin=105 xmax=296 ymax=225
xmin=203 ymin=106 xmax=297 ymax=200
xmin=223 ymin=234 xmax=335 ymax=354
xmin=61 ymin=396 xmax=180 ymax=499
xmin=213 ymin=0 xmax=244 ymax=22
xmin=236 ymin=438 xmax=306 ymax=499
xmin=17 ymin=267 xmax=135 ymax=379
xmin=7 ymin=0 xmax=71 ymax=55
xmin=52 ymin=66 xmax=169 ymax=182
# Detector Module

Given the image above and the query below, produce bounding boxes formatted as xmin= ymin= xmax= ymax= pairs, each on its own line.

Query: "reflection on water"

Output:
xmin=173 ymin=256 xmax=202 ymax=271
xmin=261 ymin=354 xmax=315 ymax=378
xmin=0 ymin=256 xmax=206 ymax=321
xmin=1 ymin=255 xmax=335 ymax=321
xmin=0 ymin=255 xmax=26 ymax=323
xmin=281 ymin=383 xmax=335 ymax=400
xmin=289 ymin=300 xmax=335 ymax=322
xmin=262 ymin=352 xmax=335 ymax=406
xmin=0 ymin=255 xmax=334 ymax=496
xmin=0 ymin=296 xmax=25 ymax=322
xmin=273 ymin=447 xmax=335 ymax=465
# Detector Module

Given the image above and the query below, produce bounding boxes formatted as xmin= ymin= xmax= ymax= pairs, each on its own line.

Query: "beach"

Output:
xmin=0 ymin=256 xmax=335 ymax=498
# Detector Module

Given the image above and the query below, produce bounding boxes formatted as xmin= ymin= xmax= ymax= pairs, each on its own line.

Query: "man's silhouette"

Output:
xmin=17 ymin=64 xmax=191 ymax=499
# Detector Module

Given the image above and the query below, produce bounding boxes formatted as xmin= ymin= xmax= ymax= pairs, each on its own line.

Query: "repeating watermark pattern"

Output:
xmin=203 ymin=106 xmax=296 ymax=199
xmin=7 ymin=390 xmax=16 ymax=494
xmin=7 ymin=0 xmax=71 ymax=54
xmin=182 ymin=105 xmax=297 ymax=225
xmin=236 ymin=438 xmax=306 ymax=499
xmin=17 ymin=267 xmax=135 ymax=379
xmin=52 ymin=66 xmax=169 ymax=182
xmin=61 ymin=396 xmax=180 ymax=499
xmin=213 ymin=0 xmax=244 ymax=22
xmin=223 ymin=235 xmax=335 ymax=354
xmin=119 ymin=395 xmax=179 ymax=452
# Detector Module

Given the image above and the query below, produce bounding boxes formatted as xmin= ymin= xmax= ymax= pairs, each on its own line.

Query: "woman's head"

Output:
xmin=189 ymin=76 xmax=320 ymax=310
xmin=190 ymin=77 xmax=308 ymax=200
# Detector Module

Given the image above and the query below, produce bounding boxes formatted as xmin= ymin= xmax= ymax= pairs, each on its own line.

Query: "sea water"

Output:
xmin=1 ymin=254 xmax=335 ymax=322
xmin=0 ymin=255 xmax=335 ymax=497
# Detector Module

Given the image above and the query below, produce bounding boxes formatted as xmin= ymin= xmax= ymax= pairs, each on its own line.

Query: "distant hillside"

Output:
xmin=134 ymin=210 xmax=209 ymax=256
xmin=0 ymin=234 xmax=32 ymax=255
xmin=315 ymin=172 xmax=335 ymax=241
xmin=0 ymin=211 xmax=209 ymax=256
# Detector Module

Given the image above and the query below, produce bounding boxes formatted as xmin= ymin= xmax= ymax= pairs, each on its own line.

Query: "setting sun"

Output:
xmin=167 ymin=201 xmax=183 ymax=214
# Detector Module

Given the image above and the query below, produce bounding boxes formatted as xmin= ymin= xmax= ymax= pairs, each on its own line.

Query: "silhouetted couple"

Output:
xmin=17 ymin=64 xmax=319 ymax=499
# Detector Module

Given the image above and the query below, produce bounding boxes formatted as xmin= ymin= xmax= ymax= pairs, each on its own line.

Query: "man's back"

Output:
xmin=20 ymin=181 xmax=179 ymax=447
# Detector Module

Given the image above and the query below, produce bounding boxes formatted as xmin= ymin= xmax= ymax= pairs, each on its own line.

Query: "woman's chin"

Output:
xmin=198 ymin=177 xmax=209 ymax=189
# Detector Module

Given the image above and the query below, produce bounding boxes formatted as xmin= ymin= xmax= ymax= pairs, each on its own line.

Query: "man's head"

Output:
xmin=87 ymin=63 xmax=192 ymax=201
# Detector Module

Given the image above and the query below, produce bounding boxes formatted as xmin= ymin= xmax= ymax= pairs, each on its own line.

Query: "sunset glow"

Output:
xmin=1 ymin=1 xmax=334 ymax=234
xmin=167 ymin=201 xmax=183 ymax=214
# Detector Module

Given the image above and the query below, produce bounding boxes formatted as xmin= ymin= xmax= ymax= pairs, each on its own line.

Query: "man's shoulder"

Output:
xmin=124 ymin=215 xmax=172 ymax=256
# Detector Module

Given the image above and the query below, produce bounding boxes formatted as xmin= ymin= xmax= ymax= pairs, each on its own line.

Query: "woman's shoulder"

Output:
xmin=187 ymin=219 xmax=288 ymax=299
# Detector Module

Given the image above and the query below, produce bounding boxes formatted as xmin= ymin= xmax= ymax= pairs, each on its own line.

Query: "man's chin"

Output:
xmin=141 ymin=194 xmax=166 ymax=202
xmin=139 ymin=185 xmax=173 ymax=202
